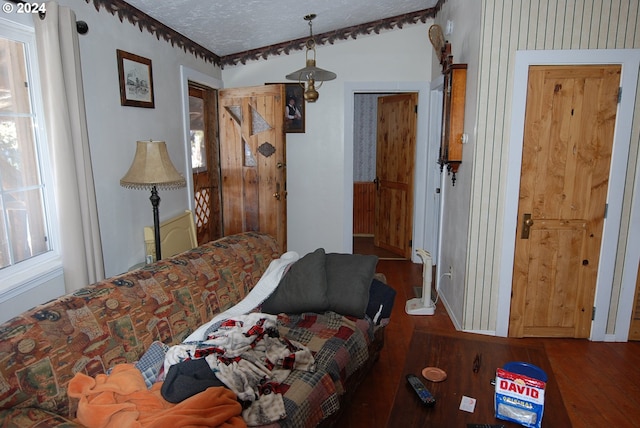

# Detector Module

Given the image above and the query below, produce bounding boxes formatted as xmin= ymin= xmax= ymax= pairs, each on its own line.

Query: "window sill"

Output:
xmin=0 ymin=252 xmax=64 ymax=300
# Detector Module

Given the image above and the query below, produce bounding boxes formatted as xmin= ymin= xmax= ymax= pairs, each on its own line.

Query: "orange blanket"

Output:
xmin=68 ymin=364 xmax=246 ymax=428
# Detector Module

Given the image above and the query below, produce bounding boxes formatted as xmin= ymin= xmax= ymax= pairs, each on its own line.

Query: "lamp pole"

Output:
xmin=150 ymin=185 xmax=161 ymax=260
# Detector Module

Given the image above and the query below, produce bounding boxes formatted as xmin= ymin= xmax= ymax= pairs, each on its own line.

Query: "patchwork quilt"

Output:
xmin=267 ymin=312 xmax=373 ymax=428
xmin=164 ymin=313 xmax=317 ymax=426
xmin=143 ymin=311 xmax=372 ymax=427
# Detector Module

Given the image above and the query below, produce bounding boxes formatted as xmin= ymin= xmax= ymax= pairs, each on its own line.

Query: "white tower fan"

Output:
xmin=405 ymin=249 xmax=436 ymax=315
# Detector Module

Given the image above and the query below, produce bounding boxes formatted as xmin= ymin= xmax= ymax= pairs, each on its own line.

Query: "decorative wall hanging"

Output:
xmin=429 ymin=25 xmax=467 ymax=185
xmin=267 ymin=83 xmax=305 ymax=133
xmin=284 ymin=83 xmax=305 ymax=133
xmin=117 ymin=49 xmax=155 ymax=108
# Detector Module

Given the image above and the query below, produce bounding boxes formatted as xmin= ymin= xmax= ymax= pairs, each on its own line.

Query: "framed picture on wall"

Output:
xmin=284 ymin=83 xmax=305 ymax=133
xmin=117 ymin=49 xmax=155 ymax=108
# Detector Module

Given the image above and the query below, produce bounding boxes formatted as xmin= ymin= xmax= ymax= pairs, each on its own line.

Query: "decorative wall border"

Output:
xmin=86 ymin=0 xmax=222 ymax=66
xmin=221 ymin=6 xmax=441 ymax=67
xmin=87 ymin=0 xmax=445 ymax=68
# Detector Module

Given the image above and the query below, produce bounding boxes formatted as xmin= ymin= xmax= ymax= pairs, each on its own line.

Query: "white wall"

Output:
xmin=56 ymin=0 xmax=221 ymax=277
xmin=429 ymin=0 xmax=482 ymax=329
xmin=222 ymin=24 xmax=433 ymax=256
xmin=0 ymin=1 xmax=221 ymax=281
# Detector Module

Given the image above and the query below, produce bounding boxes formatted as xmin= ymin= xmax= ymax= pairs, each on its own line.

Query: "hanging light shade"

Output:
xmin=285 ymin=14 xmax=336 ymax=102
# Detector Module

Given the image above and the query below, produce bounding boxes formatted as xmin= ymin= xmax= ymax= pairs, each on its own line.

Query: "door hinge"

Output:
xmin=604 ymin=203 xmax=608 ymax=219
xmin=409 ymin=239 xmax=412 ymax=247
xmin=618 ymin=87 xmax=622 ymax=104
xmin=414 ymin=105 xmax=418 ymax=114
xmin=592 ymin=306 xmax=596 ymax=321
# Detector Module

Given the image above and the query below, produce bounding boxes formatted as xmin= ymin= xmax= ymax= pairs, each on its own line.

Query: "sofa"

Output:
xmin=0 ymin=232 xmax=395 ymax=427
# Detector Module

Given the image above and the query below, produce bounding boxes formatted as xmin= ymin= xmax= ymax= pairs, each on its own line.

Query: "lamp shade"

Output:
xmin=120 ymin=140 xmax=186 ymax=190
xmin=285 ymin=59 xmax=337 ymax=82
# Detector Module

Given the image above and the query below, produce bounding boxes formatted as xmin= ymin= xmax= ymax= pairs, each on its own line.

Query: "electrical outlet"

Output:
xmin=448 ymin=265 xmax=453 ymax=280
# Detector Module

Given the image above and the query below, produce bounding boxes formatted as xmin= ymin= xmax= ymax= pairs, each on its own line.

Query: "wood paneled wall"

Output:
xmin=353 ymin=182 xmax=375 ymax=235
xmin=464 ymin=0 xmax=640 ymax=332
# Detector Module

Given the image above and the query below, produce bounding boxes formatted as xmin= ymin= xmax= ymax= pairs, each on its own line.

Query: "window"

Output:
xmin=0 ymin=20 xmax=58 ymax=289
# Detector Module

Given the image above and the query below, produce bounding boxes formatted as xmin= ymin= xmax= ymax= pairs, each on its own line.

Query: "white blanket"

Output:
xmin=183 ymin=251 xmax=299 ymax=343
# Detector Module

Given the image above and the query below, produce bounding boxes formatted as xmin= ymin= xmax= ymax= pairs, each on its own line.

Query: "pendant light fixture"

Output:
xmin=285 ymin=14 xmax=336 ymax=102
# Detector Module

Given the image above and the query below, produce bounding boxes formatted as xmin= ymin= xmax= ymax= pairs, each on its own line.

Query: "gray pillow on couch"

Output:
xmin=261 ymin=248 xmax=329 ymax=314
xmin=325 ymin=253 xmax=379 ymax=318
xmin=262 ymin=249 xmax=379 ymax=319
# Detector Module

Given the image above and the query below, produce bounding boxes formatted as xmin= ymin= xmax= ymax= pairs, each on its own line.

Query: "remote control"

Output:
xmin=406 ymin=374 xmax=436 ymax=406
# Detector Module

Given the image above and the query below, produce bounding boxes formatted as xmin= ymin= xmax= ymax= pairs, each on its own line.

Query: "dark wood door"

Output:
xmin=189 ymin=84 xmax=222 ymax=245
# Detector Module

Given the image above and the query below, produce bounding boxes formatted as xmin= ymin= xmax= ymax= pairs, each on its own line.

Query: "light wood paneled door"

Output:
xmin=510 ymin=65 xmax=621 ymax=338
xmin=218 ymin=85 xmax=287 ymax=252
xmin=374 ymin=93 xmax=417 ymax=259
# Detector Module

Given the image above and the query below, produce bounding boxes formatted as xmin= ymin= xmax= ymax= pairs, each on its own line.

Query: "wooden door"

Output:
xmin=189 ymin=84 xmax=222 ymax=245
xmin=374 ymin=93 xmax=417 ymax=259
xmin=509 ymin=65 xmax=621 ymax=338
xmin=218 ymin=85 xmax=286 ymax=252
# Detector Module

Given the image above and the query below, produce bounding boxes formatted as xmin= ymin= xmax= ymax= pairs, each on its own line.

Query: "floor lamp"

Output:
xmin=120 ymin=140 xmax=186 ymax=261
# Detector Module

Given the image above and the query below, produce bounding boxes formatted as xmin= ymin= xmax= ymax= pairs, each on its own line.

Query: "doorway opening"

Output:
xmin=345 ymin=81 xmax=434 ymax=266
xmin=188 ymin=82 xmax=222 ymax=245
xmin=352 ymin=92 xmax=417 ymax=260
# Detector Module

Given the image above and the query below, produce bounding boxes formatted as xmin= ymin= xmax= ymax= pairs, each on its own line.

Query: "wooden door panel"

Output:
xmin=219 ymin=97 xmax=244 ymax=234
xmin=510 ymin=65 xmax=620 ymax=338
xmin=218 ymin=85 xmax=286 ymax=252
xmin=375 ymin=185 xmax=408 ymax=254
xmin=520 ymin=224 xmax=587 ymax=337
xmin=353 ymin=182 xmax=375 ymax=235
xmin=374 ymin=93 xmax=417 ymax=258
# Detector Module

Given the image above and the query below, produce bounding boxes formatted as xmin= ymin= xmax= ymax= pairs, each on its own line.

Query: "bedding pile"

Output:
xmin=164 ymin=313 xmax=316 ymax=425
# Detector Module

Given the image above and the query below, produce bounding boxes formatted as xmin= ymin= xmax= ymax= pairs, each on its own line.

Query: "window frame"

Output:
xmin=0 ymin=17 xmax=61 ymax=295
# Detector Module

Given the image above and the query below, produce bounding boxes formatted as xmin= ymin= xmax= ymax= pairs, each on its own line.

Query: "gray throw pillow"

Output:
xmin=261 ymin=248 xmax=329 ymax=314
xmin=325 ymin=253 xmax=379 ymax=318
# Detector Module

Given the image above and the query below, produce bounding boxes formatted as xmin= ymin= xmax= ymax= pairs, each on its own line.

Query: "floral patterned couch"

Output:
xmin=0 ymin=232 xmax=390 ymax=427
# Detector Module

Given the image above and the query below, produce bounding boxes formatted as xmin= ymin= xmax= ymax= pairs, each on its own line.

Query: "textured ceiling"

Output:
xmin=123 ymin=0 xmax=439 ymax=57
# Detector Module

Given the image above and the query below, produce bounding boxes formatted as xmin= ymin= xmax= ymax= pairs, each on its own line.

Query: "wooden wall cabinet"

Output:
xmin=439 ymin=63 xmax=467 ymax=185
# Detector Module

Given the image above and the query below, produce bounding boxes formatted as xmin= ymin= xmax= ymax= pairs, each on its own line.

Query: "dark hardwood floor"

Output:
xmin=338 ymin=259 xmax=640 ymax=428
